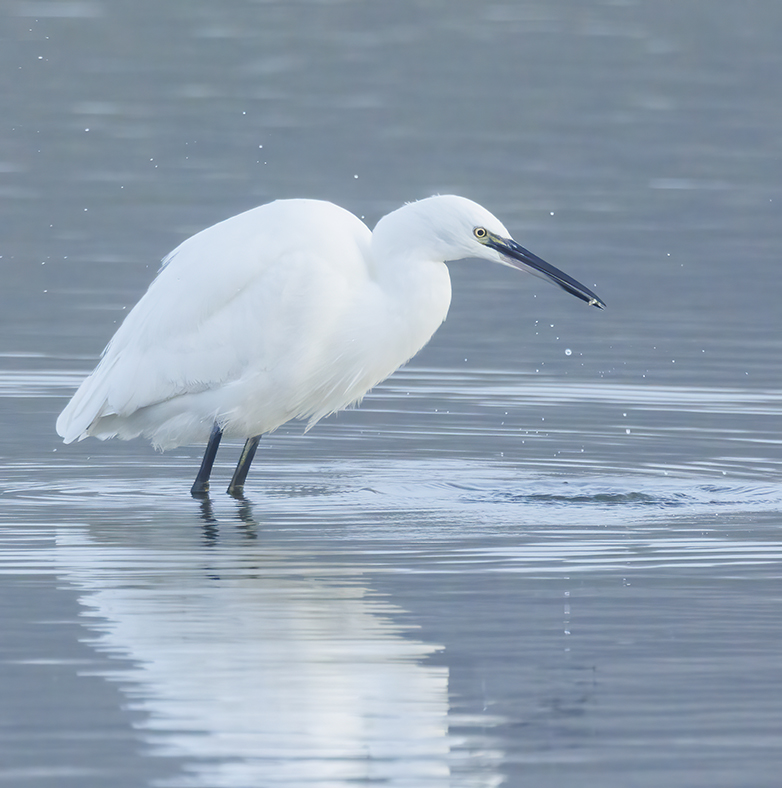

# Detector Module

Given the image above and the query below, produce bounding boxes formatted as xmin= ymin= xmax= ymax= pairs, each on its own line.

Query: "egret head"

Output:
xmin=374 ymin=195 xmax=605 ymax=308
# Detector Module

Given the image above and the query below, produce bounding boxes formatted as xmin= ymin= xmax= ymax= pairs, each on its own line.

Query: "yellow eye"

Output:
xmin=474 ymin=227 xmax=487 ymax=240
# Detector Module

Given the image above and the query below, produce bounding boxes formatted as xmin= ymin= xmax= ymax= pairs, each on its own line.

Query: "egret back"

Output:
xmin=57 ymin=200 xmax=376 ymax=447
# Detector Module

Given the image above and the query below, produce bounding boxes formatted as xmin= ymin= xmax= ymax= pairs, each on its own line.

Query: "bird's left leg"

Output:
xmin=190 ymin=423 xmax=223 ymax=497
xmin=227 ymin=435 xmax=262 ymax=497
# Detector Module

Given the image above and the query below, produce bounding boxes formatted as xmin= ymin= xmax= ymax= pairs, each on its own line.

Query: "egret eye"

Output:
xmin=474 ymin=227 xmax=488 ymax=240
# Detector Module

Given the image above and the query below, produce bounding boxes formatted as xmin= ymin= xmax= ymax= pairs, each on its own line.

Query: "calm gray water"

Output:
xmin=2 ymin=1 xmax=782 ymax=786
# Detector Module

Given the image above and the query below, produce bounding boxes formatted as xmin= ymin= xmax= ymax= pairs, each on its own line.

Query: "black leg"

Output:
xmin=227 ymin=435 xmax=261 ymax=497
xmin=190 ymin=423 xmax=223 ymax=497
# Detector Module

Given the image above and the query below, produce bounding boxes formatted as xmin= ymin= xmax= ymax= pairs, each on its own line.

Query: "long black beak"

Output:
xmin=486 ymin=234 xmax=605 ymax=309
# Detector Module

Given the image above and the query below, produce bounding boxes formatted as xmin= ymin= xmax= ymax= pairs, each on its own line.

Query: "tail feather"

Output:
xmin=56 ymin=356 xmax=120 ymax=443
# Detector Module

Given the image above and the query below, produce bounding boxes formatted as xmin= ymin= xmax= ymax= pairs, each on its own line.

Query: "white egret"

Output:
xmin=57 ymin=195 xmax=604 ymax=496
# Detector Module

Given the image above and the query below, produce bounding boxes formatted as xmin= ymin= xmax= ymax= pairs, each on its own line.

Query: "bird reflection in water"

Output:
xmin=196 ymin=491 xmax=260 ymax=544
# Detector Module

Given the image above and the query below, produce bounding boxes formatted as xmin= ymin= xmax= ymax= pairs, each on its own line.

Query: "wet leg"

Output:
xmin=227 ymin=435 xmax=261 ymax=497
xmin=190 ymin=423 xmax=223 ymax=496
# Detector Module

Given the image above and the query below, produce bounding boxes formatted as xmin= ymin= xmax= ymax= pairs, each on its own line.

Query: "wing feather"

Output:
xmin=57 ymin=199 xmax=373 ymax=445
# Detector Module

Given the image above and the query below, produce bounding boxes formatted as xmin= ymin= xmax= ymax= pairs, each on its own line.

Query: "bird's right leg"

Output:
xmin=190 ymin=423 xmax=224 ymax=496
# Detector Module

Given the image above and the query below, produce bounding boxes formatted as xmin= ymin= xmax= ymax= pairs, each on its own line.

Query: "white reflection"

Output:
xmin=52 ymin=529 xmax=502 ymax=788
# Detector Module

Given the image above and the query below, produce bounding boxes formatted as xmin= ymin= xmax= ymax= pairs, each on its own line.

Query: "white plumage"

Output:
xmin=57 ymin=195 xmax=603 ymax=495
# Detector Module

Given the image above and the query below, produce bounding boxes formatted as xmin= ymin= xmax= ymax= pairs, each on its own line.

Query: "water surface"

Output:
xmin=2 ymin=1 xmax=781 ymax=786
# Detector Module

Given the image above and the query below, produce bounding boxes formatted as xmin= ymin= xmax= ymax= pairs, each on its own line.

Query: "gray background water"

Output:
xmin=2 ymin=1 xmax=781 ymax=786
